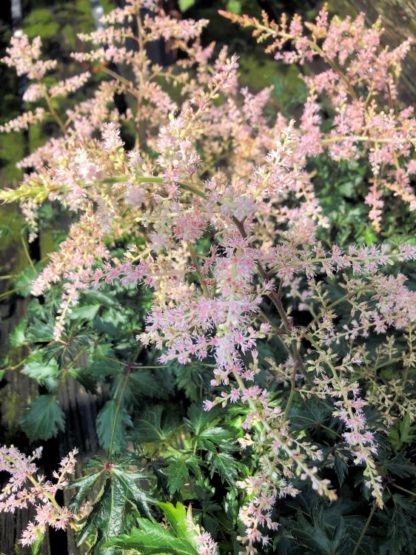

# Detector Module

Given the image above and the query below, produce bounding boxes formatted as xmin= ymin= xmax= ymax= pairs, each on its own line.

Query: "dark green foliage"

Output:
xmin=20 ymin=394 xmax=65 ymax=440
xmin=96 ymin=400 xmax=133 ymax=455
xmin=71 ymin=457 xmax=152 ymax=553
xmin=377 ymin=494 xmax=416 ymax=555
xmin=22 ymin=355 xmax=60 ymax=390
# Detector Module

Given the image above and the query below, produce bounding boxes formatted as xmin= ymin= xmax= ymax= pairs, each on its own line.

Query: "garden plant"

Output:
xmin=1 ymin=1 xmax=416 ymax=553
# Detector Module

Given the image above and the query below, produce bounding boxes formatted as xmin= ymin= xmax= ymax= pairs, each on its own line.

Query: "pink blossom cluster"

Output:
xmin=186 ymin=512 xmax=218 ymax=555
xmin=222 ymin=6 xmax=416 ymax=230
xmin=0 ymin=446 xmax=77 ymax=546
xmin=314 ymin=371 xmax=383 ymax=504
xmin=194 ymin=532 xmax=218 ymax=555
xmin=1 ymin=31 xmax=57 ymax=80
xmin=2 ymin=3 xmax=416 ymax=551
xmin=237 ymin=474 xmax=279 ymax=554
xmin=0 ymin=107 xmax=45 ymax=133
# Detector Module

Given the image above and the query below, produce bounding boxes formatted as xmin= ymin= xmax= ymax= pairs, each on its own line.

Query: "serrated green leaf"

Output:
xmin=166 ymin=460 xmax=189 ymax=495
xmin=96 ymin=400 xmax=132 ymax=454
xmin=22 ymin=357 xmax=59 ymax=389
xmin=83 ymin=289 xmax=120 ymax=308
xmin=389 ymin=414 xmax=416 ymax=451
xmin=27 ymin=321 xmax=54 ymax=343
xmin=334 ymin=453 xmax=348 ymax=486
xmin=93 ymin=316 xmax=122 ymax=338
xmin=135 ymin=406 xmax=177 ymax=443
xmin=173 ymin=364 xmax=204 ymax=401
xmin=77 ymin=477 xmax=126 ymax=554
xmin=128 ymin=370 xmax=170 ymax=400
xmin=158 ymin=502 xmax=190 ymax=540
xmin=199 ymin=426 xmax=229 ymax=444
xmin=112 ymin=467 xmax=153 ymax=517
xmin=68 ymin=304 xmax=101 ymax=320
xmin=185 ymin=404 xmax=217 ymax=436
xmin=291 ymin=517 xmax=333 ymax=554
xmin=385 ymin=456 xmax=416 ymax=478
xmin=106 ymin=519 xmax=198 ymax=554
xmin=85 ymin=357 xmax=124 ymax=380
xmin=13 ymin=265 xmax=38 ymax=297
xmin=21 ymin=395 xmax=65 ymax=440
xmin=107 ymin=502 xmax=211 ymax=554
xmin=210 ymin=452 xmax=238 ymax=484
xmin=9 ymin=318 xmax=27 ymax=347
xmin=71 ymin=471 xmax=103 ymax=511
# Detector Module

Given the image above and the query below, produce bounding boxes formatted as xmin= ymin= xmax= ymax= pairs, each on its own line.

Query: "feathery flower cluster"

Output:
xmin=0 ymin=107 xmax=45 ymax=133
xmin=1 ymin=31 xmax=57 ymax=79
xmin=237 ymin=474 xmax=279 ymax=553
xmin=0 ymin=446 xmax=77 ymax=546
xmin=1 ymin=2 xmax=416 ymax=552
xmin=221 ymin=5 xmax=416 ymax=230
xmin=186 ymin=511 xmax=218 ymax=555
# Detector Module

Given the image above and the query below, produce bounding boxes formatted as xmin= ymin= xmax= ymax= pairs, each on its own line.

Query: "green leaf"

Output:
xmin=334 ymin=453 xmax=349 ymax=486
xmin=174 ymin=364 xmax=201 ymax=401
xmin=199 ymin=426 xmax=229 ymax=445
xmin=83 ymin=289 xmax=120 ymax=308
xmin=178 ymin=0 xmax=195 ymax=13
xmin=112 ymin=466 xmax=153 ymax=517
xmin=108 ymin=502 xmax=207 ymax=554
xmin=166 ymin=460 xmax=190 ymax=495
xmin=21 ymin=395 xmax=65 ymax=440
xmin=158 ymin=502 xmax=190 ymax=540
xmin=385 ymin=456 xmax=416 ymax=478
xmin=96 ymin=400 xmax=132 ymax=454
xmin=22 ymin=357 xmax=60 ymax=389
xmin=226 ymin=0 xmax=241 ymax=14
xmin=210 ymin=452 xmax=238 ymax=485
xmin=135 ymin=406 xmax=178 ymax=443
xmin=68 ymin=304 xmax=101 ymax=320
xmin=71 ymin=471 xmax=103 ymax=511
xmin=106 ymin=519 xmax=198 ymax=554
xmin=185 ymin=404 xmax=213 ymax=435
xmin=363 ymin=226 xmax=377 ymax=246
xmin=291 ymin=516 xmax=333 ymax=554
xmin=129 ymin=370 xmax=170 ymax=400
xmin=24 ymin=8 xmax=60 ymax=39
xmin=85 ymin=357 xmax=124 ymax=380
xmin=9 ymin=318 xmax=27 ymax=347
xmin=27 ymin=321 xmax=54 ymax=343
xmin=14 ymin=265 xmax=38 ymax=297
xmin=77 ymin=477 xmax=126 ymax=554
xmin=93 ymin=316 xmax=123 ymax=338
xmin=389 ymin=415 xmax=416 ymax=451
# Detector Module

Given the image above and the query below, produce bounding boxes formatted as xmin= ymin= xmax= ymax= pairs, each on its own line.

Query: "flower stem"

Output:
xmin=352 ymin=502 xmax=377 ymax=555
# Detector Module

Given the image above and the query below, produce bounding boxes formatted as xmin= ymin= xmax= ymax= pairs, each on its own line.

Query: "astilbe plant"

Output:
xmin=0 ymin=1 xmax=416 ymax=553
xmin=220 ymin=5 xmax=416 ymax=232
xmin=0 ymin=446 xmax=78 ymax=546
